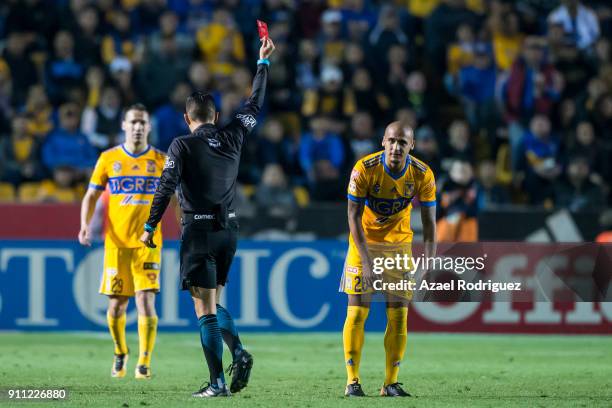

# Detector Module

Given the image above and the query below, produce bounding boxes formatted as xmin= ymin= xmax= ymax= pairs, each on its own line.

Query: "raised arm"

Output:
xmin=222 ymin=37 xmax=275 ymax=141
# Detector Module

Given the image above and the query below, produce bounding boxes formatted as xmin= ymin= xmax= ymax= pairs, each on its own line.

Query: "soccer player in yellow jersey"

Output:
xmin=78 ymin=104 xmax=166 ymax=379
xmin=341 ymin=122 xmax=437 ymax=397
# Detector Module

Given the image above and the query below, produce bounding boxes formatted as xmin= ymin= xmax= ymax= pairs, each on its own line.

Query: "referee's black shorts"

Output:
xmin=179 ymin=216 xmax=238 ymax=290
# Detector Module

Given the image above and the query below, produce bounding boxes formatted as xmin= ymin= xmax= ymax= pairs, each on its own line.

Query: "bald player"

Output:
xmin=340 ymin=121 xmax=437 ymax=397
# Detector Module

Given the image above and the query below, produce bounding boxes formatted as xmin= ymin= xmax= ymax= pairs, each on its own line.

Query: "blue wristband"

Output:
xmin=144 ymin=223 xmax=156 ymax=233
xmin=257 ymin=58 xmax=270 ymax=66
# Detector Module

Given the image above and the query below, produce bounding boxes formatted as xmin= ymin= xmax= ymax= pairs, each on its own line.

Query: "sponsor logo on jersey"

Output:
xmin=366 ymin=196 xmax=411 ymax=216
xmin=147 ymin=160 xmax=156 ymax=173
xmin=109 ymin=176 xmax=160 ymax=195
xmin=132 ymin=164 xmax=140 ymax=171
xmin=373 ymin=183 xmax=381 ymax=193
xmin=112 ymin=161 xmax=122 ymax=173
xmin=236 ymin=113 xmax=257 ymax=128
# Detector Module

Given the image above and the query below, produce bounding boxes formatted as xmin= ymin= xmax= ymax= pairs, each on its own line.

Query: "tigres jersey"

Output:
xmin=347 ymin=150 xmax=436 ymax=243
xmin=89 ymin=144 xmax=166 ymax=248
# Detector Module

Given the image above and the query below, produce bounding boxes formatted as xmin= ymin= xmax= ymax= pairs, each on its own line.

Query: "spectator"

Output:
xmin=45 ymin=31 xmax=85 ymax=104
xmin=24 ymin=85 xmax=53 ymax=139
xmin=446 ymin=23 xmax=476 ymax=76
xmin=317 ymin=10 xmax=346 ymax=66
xmin=457 ymin=43 xmax=498 ymax=150
xmin=257 ymin=118 xmax=287 ymax=167
xmin=137 ymin=35 xmax=190 ymax=108
xmin=188 ymin=61 xmax=215 ymax=93
xmin=437 ymin=159 xmax=479 ymax=242
xmin=0 ymin=114 xmax=46 ymax=185
xmin=385 ymin=45 xmax=413 ymax=98
xmin=81 ymin=86 xmax=122 ymax=150
xmin=368 ymin=5 xmax=408 ymax=67
xmin=152 ymin=82 xmax=192 ymax=152
xmin=441 ymin=119 xmax=473 ymax=171
xmin=41 ymin=103 xmax=97 ymax=174
xmin=592 ymin=93 xmax=612 ymax=146
xmin=339 ymin=0 xmax=377 ymax=43
xmin=492 ymin=11 xmax=524 ymax=71
xmin=296 ymin=39 xmax=320 ymax=90
xmin=73 ymin=6 xmax=102 ymax=67
xmin=133 ymin=0 xmax=166 ymax=36
xmin=299 ymin=116 xmax=345 ymax=185
xmin=346 ymin=111 xmax=378 ymax=161
xmin=101 ymin=10 xmax=139 ymax=65
xmin=476 ymin=159 xmax=510 ymax=209
xmin=196 ymin=9 xmax=246 ymax=72
xmin=503 ymin=36 xmax=563 ymax=167
xmin=302 ymin=65 xmax=355 ymax=121
xmin=149 ymin=11 xmax=194 ymax=60
xmin=413 ymin=126 xmax=441 ymax=176
xmin=390 ymin=71 xmax=432 ymax=124
xmin=548 ymin=0 xmax=600 ymax=51
xmin=425 ymin=0 xmax=479 ymax=74
xmin=255 ymin=164 xmax=297 ymax=217
xmin=2 ymin=32 xmax=38 ymax=107
xmin=554 ymin=155 xmax=605 ymax=211
xmin=569 ymin=121 xmax=610 ymax=188
xmin=36 ymin=166 xmax=81 ymax=203
xmin=517 ymin=115 xmax=561 ymax=205
xmin=109 ymin=57 xmax=138 ymax=106
xmin=350 ymin=67 xmax=388 ymax=127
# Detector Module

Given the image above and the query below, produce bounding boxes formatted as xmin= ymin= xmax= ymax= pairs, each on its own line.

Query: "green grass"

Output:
xmin=0 ymin=332 xmax=611 ymax=407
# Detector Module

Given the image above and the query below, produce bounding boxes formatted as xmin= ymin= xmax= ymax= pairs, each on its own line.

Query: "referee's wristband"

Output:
xmin=257 ymin=58 xmax=270 ymax=66
xmin=144 ymin=223 xmax=156 ymax=233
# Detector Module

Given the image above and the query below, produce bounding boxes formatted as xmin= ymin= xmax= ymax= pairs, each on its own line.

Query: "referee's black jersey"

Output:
xmin=146 ymin=63 xmax=268 ymax=228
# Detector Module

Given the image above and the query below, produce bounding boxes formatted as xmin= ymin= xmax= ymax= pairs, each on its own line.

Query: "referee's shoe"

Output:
xmin=228 ymin=349 xmax=253 ymax=393
xmin=192 ymin=382 xmax=231 ymax=398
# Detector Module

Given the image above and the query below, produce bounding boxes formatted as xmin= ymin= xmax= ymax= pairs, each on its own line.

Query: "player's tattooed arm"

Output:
xmin=348 ymin=199 xmax=374 ymax=288
xmin=420 ymin=205 xmax=437 ymax=259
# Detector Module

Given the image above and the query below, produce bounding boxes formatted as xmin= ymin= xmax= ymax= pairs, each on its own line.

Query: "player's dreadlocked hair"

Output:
xmin=186 ymin=91 xmax=217 ymax=123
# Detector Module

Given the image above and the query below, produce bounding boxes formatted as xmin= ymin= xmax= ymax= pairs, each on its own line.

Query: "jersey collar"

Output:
xmin=382 ymin=152 xmax=410 ymax=180
xmin=121 ymin=144 xmax=151 ymax=158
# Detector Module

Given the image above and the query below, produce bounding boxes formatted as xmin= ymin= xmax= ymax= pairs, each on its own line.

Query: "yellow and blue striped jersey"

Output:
xmin=347 ymin=150 xmax=436 ymax=243
xmin=89 ymin=144 xmax=166 ymax=248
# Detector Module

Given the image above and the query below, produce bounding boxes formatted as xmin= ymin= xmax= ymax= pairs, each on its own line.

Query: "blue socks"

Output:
xmin=198 ymin=314 xmax=225 ymax=387
xmin=216 ymin=304 xmax=243 ymax=360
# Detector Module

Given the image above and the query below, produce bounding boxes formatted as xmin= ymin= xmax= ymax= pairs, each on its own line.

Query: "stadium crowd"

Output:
xmin=0 ymin=0 xmax=610 ymax=217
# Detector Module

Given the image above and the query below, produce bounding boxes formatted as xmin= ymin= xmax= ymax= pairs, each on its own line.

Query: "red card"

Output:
xmin=257 ymin=20 xmax=269 ymax=39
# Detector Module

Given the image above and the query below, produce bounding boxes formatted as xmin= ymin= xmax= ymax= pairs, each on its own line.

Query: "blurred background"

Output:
xmin=0 ymin=0 xmax=611 ymax=333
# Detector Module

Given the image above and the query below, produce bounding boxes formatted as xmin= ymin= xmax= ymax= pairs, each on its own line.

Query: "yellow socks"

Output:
xmin=384 ymin=307 xmax=408 ymax=385
xmin=107 ymin=312 xmax=128 ymax=355
xmin=343 ymin=306 xmax=370 ymax=384
xmin=137 ymin=315 xmax=158 ymax=367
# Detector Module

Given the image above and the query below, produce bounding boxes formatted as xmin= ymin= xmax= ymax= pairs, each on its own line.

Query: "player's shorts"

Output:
xmin=340 ymin=241 xmax=414 ymax=300
xmin=179 ymin=215 xmax=238 ymax=290
xmin=99 ymin=246 xmax=161 ymax=297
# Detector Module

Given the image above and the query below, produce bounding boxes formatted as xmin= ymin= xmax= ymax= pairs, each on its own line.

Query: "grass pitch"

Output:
xmin=0 ymin=332 xmax=610 ymax=407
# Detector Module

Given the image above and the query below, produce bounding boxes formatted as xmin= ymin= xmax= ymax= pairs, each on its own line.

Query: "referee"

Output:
xmin=140 ymin=37 xmax=275 ymax=398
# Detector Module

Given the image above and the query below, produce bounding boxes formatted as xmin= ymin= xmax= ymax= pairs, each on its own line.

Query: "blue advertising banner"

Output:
xmin=0 ymin=240 xmax=391 ymax=331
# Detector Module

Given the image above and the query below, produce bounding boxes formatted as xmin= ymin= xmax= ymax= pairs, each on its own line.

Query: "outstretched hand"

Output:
xmin=259 ymin=37 xmax=276 ymax=60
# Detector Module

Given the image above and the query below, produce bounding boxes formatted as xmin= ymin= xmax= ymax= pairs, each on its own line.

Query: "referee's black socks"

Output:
xmin=198 ymin=314 xmax=225 ymax=387
xmin=216 ymin=304 xmax=243 ymax=360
